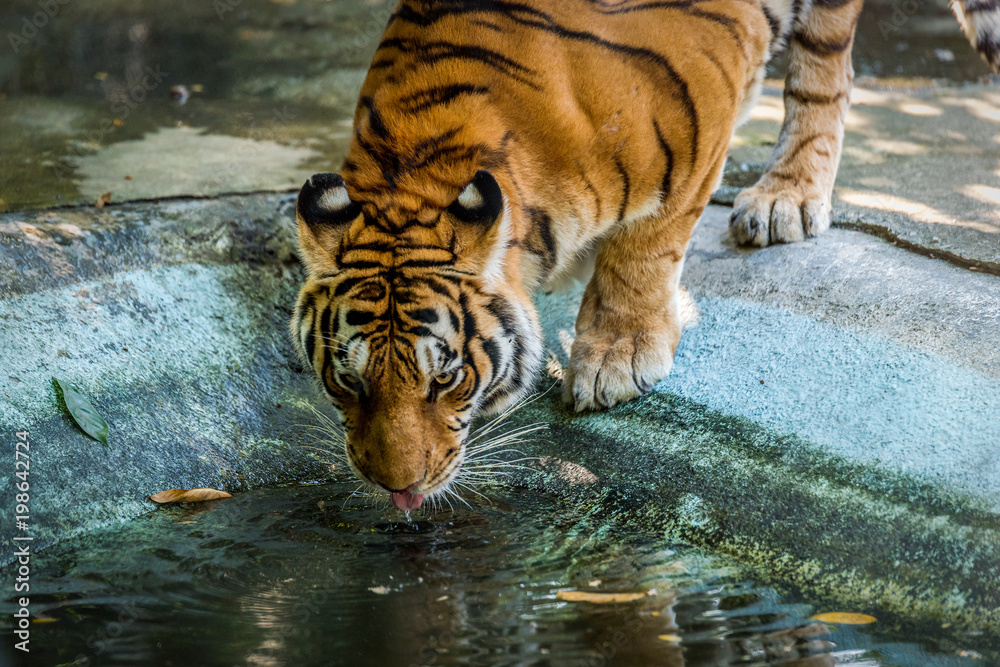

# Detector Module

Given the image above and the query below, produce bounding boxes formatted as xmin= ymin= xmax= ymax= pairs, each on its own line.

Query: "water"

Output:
xmin=0 ymin=482 xmax=986 ymax=666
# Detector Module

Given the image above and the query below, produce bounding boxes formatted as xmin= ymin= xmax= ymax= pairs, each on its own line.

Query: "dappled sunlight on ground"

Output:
xmin=730 ymin=83 xmax=1000 ymax=262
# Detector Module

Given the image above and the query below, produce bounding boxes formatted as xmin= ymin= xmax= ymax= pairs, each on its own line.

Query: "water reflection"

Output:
xmin=0 ymin=482 xmax=915 ymax=666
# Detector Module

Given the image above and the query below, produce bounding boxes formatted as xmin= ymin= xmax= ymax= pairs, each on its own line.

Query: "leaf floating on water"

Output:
xmin=957 ymin=650 xmax=982 ymax=659
xmin=52 ymin=377 xmax=109 ymax=445
xmin=556 ymin=590 xmax=649 ymax=603
xmin=368 ymin=586 xmax=391 ymax=595
xmin=149 ymin=488 xmax=232 ymax=504
xmin=657 ymin=634 xmax=681 ymax=642
xmin=811 ymin=612 xmax=877 ymax=625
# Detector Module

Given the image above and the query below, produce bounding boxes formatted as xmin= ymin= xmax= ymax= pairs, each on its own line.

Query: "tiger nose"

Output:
xmin=364 ymin=461 xmax=427 ymax=493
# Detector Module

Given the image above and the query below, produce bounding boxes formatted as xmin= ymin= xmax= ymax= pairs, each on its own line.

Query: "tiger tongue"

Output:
xmin=390 ymin=491 xmax=424 ymax=511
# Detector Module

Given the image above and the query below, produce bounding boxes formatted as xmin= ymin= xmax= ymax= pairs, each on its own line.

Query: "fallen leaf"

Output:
xmin=556 ymin=590 xmax=649 ymax=603
xmin=52 ymin=377 xmax=109 ymax=445
xmin=95 ymin=192 xmax=112 ymax=208
xmin=810 ymin=612 xmax=877 ymax=625
xmin=368 ymin=586 xmax=391 ymax=595
xmin=657 ymin=634 xmax=681 ymax=642
xmin=32 ymin=617 xmax=58 ymax=624
xmin=190 ymin=84 xmax=204 ymax=93
xmin=958 ymin=650 xmax=982 ymax=659
xmin=149 ymin=488 xmax=232 ymax=504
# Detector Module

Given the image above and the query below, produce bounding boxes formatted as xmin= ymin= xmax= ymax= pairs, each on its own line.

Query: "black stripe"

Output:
xmin=792 ymin=30 xmax=853 ymax=56
xmin=345 ymin=310 xmax=375 ymax=326
xmin=409 ymin=308 xmax=439 ymax=324
xmin=485 ymin=296 xmax=517 ymax=336
xmin=580 ymin=170 xmax=603 ymax=223
xmin=333 ymin=276 xmax=368 ymax=297
xmin=389 ymin=1 xmax=550 ymax=28
xmin=398 ymin=83 xmax=490 ymax=113
xmin=614 ymin=158 xmax=630 ymax=224
xmin=784 ymin=88 xmax=847 ymax=105
xmin=652 ymin=119 xmax=674 ymax=201
xmin=811 ymin=0 xmax=859 ymax=8
xmin=373 ymin=38 xmax=542 ymax=91
xmin=525 ymin=207 xmax=557 ymax=272
xmin=760 ymin=5 xmax=781 ymax=40
xmin=303 ymin=302 xmax=317 ymax=368
xmin=358 ymin=96 xmax=391 ymax=141
xmin=459 ymin=292 xmax=478 ymax=341
xmin=317 ymin=302 xmax=334 ymax=377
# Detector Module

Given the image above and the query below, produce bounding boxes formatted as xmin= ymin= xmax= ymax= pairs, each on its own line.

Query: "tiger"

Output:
xmin=290 ymin=0 xmax=1000 ymax=511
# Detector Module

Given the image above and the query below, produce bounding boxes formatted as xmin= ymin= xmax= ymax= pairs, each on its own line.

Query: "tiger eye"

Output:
xmin=434 ymin=372 xmax=454 ymax=386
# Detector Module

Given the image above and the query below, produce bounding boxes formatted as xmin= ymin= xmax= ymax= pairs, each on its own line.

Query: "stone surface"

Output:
xmin=721 ymin=84 xmax=1000 ymax=272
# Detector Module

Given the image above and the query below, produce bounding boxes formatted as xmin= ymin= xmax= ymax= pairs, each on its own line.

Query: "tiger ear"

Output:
xmin=447 ymin=170 xmax=504 ymax=227
xmin=448 ymin=170 xmax=511 ymax=285
xmin=295 ymin=173 xmax=361 ymax=277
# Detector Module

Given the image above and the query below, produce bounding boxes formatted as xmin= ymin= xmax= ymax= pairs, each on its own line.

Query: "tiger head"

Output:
xmin=290 ymin=123 xmax=544 ymax=511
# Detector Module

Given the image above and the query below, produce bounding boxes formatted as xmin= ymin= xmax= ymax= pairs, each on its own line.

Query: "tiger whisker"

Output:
xmin=465 ymin=388 xmax=551 ymax=445
xmin=466 ymin=422 xmax=547 ymax=448
xmin=450 ymin=480 xmax=493 ymax=505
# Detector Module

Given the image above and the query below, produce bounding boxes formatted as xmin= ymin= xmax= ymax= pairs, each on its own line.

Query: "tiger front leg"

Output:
xmin=564 ymin=208 xmax=697 ymax=411
xmin=729 ymin=0 xmax=863 ymax=246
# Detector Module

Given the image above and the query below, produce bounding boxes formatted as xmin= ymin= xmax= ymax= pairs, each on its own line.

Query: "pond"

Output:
xmin=0 ymin=482 xmax=987 ymax=666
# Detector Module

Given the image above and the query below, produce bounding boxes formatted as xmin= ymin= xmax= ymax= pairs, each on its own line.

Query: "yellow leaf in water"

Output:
xmin=32 ymin=617 xmax=58 ymax=624
xmin=149 ymin=488 xmax=232 ymax=504
xmin=811 ymin=612 xmax=877 ymax=625
xmin=657 ymin=634 xmax=681 ymax=642
xmin=556 ymin=590 xmax=649 ymax=603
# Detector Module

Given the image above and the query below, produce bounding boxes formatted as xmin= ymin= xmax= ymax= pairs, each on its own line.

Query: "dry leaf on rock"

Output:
xmin=149 ymin=488 xmax=232 ymax=504
xmin=95 ymin=192 xmax=112 ymax=208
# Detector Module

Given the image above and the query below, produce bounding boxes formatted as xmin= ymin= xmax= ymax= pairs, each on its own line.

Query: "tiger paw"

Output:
xmin=729 ymin=179 xmax=832 ymax=247
xmin=563 ymin=326 xmax=678 ymax=412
